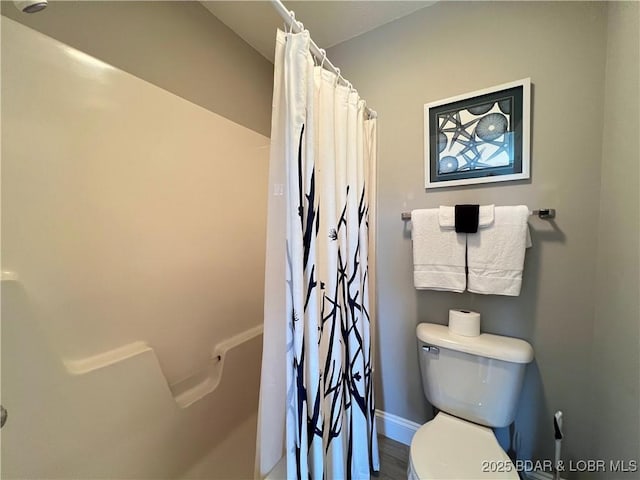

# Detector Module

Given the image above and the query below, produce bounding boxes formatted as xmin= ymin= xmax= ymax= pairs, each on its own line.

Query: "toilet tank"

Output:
xmin=417 ymin=323 xmax=534 ymax=428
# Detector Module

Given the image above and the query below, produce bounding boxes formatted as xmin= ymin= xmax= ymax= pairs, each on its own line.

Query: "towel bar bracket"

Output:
xmin=532 ymin=208 xmax=556 ymax=219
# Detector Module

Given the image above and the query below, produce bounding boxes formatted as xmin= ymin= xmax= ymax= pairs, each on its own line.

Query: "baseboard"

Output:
xmin=375 ymin=409 xmax=421 ymax=446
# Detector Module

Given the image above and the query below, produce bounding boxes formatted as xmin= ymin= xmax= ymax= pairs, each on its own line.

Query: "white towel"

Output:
xmin=411 ymin=208 xmax=466 ymax=292
xmin=467 ymin=205 xmax=532 ymax=296
xmin=439 ymin=205 xmax=495 ymax=229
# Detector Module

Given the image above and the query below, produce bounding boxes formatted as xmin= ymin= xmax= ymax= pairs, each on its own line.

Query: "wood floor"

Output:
xmin=374 ymin=436 xmax=410 ymax=480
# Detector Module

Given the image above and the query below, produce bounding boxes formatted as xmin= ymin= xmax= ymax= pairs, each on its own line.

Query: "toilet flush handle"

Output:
xmin=422 ymin=345 xmax=439 ymax=354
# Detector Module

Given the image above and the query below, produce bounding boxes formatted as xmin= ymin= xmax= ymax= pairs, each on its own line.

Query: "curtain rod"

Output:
xmin=269 ymin=0 xmax=377 ymax=119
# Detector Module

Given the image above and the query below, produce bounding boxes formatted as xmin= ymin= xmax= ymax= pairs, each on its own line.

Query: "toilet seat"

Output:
xmin=409 ymin=412 xmax=519 ymax=479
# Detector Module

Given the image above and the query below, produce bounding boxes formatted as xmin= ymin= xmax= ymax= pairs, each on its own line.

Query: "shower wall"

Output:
xmin=1 ymin=16 xmax=269 ymax=478
xmin=0 ymin=0 xmax=273 ymax=136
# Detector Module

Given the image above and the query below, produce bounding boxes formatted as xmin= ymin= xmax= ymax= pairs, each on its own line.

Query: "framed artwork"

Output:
xmin=424 ymin=78 xmax=531 ymax=189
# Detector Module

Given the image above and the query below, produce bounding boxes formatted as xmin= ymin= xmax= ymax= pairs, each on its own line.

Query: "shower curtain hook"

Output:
xmin=286 ymin=10 xmax=295 ymax=33
xmin=365 ymin=104 xmax=372 ymax=120
xmin=335 ymin=68 xmax=342 ymax=86
xmin=320 ymin=49 xmax=327 ymax=68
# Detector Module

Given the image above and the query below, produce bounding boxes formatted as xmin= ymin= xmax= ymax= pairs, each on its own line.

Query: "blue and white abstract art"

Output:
xmin=425 ymin=78 xmax=531 ymax=189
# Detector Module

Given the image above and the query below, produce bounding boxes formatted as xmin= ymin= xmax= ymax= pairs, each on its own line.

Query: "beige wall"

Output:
xmin=592 ymin=1 xmax=640 ymax=475
xmin=329 ymin=1 xmax=611 ymax=467
xmin=1 ymin=1 xmax=273 ymax=136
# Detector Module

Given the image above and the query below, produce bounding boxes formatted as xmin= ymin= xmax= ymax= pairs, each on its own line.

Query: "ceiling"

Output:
xmin=201 ymin=1 xmax=435 ymax=63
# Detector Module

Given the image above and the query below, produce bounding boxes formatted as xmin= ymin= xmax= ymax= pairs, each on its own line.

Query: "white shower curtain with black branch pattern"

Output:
xmin=256 ymin=30 xmax=379 ymax=480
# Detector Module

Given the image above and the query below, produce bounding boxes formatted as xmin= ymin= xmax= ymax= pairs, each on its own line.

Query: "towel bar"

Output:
xmin=400 ymin=208 xmax=556 ymax=220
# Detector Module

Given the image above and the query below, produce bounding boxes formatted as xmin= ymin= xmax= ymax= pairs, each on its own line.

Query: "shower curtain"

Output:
xmin=256 ymin=30 xmax=379 ymax=480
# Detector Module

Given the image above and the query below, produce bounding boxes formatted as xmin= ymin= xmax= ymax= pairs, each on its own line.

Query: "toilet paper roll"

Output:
xmin=449 ymin=309 xmax=481 ymax=337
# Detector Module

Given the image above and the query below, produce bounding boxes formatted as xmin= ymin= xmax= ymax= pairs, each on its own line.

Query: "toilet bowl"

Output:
xmin=411 ymin=322 xmax=534 ymax=480
xmin=408 ymin=412 xmax=518 ymax=479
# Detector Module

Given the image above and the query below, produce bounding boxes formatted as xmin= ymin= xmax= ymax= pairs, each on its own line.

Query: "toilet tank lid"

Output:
xmin=416 ymin=323 xmax=534 ymax=364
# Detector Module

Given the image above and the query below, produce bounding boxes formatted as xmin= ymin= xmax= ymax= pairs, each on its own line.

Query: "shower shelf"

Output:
xmin=169 ymin=325 xmax=263 ymax=408
xmin=64 ymin=341 xmax=152 ymax=375
xmin=1 ymin=271 xmax=19 ymax=282
xmin=62 ymin=324 xmax=263 ymax=408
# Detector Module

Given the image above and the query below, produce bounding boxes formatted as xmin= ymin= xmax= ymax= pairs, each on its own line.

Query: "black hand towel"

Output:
xmin=455 ymin=204 xmax=480 ymax=233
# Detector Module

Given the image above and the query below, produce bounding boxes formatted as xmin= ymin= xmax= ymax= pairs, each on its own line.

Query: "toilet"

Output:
xmin=409 ymin=322 xmax=534 ymax=479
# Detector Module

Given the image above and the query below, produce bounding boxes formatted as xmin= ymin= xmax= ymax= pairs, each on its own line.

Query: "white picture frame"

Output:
xmin=424 ymin=78 xmax=531 ymax=189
